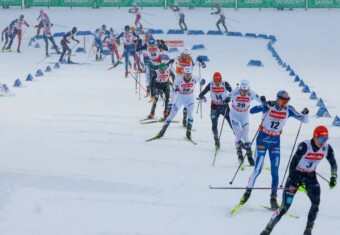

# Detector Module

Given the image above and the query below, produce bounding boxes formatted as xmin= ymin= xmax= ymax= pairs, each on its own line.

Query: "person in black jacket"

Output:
xmin=198 ymin=72 xmax=232 ymax=148
xmin=59 ymin=27 xmax=79 ymax=64
xmin=260 ymin=125 xmax=337 ymax=235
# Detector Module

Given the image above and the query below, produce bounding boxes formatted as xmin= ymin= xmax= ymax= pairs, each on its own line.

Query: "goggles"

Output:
xmin=317 ymin=137 xmax=328 ymax=143
xmin=277 ymin=98 xmax=290 ymax=106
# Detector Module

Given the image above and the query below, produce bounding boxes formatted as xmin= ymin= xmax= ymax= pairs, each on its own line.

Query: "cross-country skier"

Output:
xmin=147 ymin=62 xmax=175 ymax=120
xmin=35 ymin=9 xmax=49 ymax=38
xmin=93 ymin=24 xmax=110 ymax=61
xmin=116 ymin=25 xmax=140 ymax=77
xmin=167 ymin=48 xmax=195 ymax=127
xmin=104 ymin=28 xmax=120 ymax=65
xmin=59 ymin=27 xmax=79 ymax=64
xmin=6 ymin=15 xmax=30 ymax=52
xmin=226 ymin=80 xmax=264 ymax=165
xmin=198 ymin=72 xmax=232 ymax=149
xmin=1 ymin=25 xmax=14 ymax=51
xmin=210 ymin=3 xmax=228 ymax=33
xmin=43 ymin=19 xmax=60 ymax=57
xmin=152 ymin=66 xmax=205 ymax=141
xmin=128 ymin=2 xmax=143 ymax=30
xmin=239 ymin=90 xmax=309 ymax=209
xmin=137 ymin=36 xmax=168 ymax=98
xmin=170 ymin=2 xmax=188 ymax=31
xmin=260 ymin=126 xmax=337 ymax=235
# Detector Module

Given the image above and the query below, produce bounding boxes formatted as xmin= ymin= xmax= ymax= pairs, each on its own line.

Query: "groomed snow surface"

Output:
xmin=0 ymin=7 xmax=339 ymax=235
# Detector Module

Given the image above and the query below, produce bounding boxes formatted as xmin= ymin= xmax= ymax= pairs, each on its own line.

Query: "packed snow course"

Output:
xmin=0 ymin=7 xmax=339 ymax=235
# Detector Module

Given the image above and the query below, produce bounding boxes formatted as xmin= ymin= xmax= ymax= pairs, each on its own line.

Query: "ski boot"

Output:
xmin=244 ymin=142 xmax=255 ymax=166
xmin=303 ymin=221 xmax=314 ymax=235
xmin=214 ymin=135 xmax=220 ymax=149
xmin=260 ymin=225 xmax=273 ymax=235
xmin=270 ymin=194 xmax=279 ymax=210
xmin=125 ymin=71 xmax=128 ymax=78
xmin=186 ymin=130 xmax=192 ymax=141
xmin=46 ymin=52 xmax=49 ymax=57
xmin=17 ymin=48 xmax=21 ymax=53
xmin=240 ymin=188 xmax=252 ymax=205
xmin=67 ymin=59 xmax=75 ymax=64
xmin=182 ymin=107 xmax=188 ymax=127
xmin=236 ymin=141 xmax=244 ymax=164
xmin=147 ymin=113 xmax=155 ymax=119
xmin=95 ymin=54 xmax=99 ymax=61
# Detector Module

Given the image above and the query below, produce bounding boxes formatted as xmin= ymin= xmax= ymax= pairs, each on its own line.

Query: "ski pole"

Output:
xmin=212 ymin=105 xmax=228 ymax=166
xmin=280 ymin=120 xmax=303 ymax=187
xmin=87 ymin=39 xmax=94 ymax=61
xmin=316 ymin=172 xmax=330 ymax=184
xmin=209 ymin=185 xmax=292 ymax=191
xmin=141 ymin=11 xmax=156 ymax=16
xmin=141 ymin=18 xmax=153 ymax=27
xmin=229 ymin=110 xmax=269 ymax=185
xmin=36 ymin=55 xmax=51 ymax=64
xmin=199 ymin=63 xmax=203 ymax=119
xmin=53 ymin=24 xmax=68 ymax=29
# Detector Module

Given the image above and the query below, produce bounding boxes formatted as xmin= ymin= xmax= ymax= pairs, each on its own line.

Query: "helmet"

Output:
xmin=240 ymin=80 xmax=250 ymax=91
xmin=183 ymin=47 xmax=191 ymax=56
xmin=45 ymin=19 xmax=50 ymax=25
xmin=313 ymin=126 xmax=329 ymax=141
xmin=71 ymin=27 xmax=77 ymax=34
xmin=159 ymin=63 xmax=166 ymax=71
xmin=130 ymin=26 xmax=136 ymax=31
xmin=148 ymin=37 xmax=155 ymax=45
xmin=125 ymin=25 xmax=130 ymax=31
xmin=102 ymin=24 xmax=106 ymax=30
xmin=183 ymin=66 xmax=192 ymax=74
xmin=213 ymin=72 xmax=222 ymax=84
xmin=19 ymin=15 xmax=24 ymax=20
xmin=276 ymin=90 xmax=290 ymax=101
xmin=40 ymin=9 xmax=44 ymax=13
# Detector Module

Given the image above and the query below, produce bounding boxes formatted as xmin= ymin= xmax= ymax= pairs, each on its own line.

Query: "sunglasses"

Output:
xmin=278 ymin=98 xmax=290 ymax=105
xmin=317 ymin=137 xmax=328 ymax=143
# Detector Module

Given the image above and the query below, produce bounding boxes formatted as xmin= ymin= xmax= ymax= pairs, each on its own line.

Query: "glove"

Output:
xmin=35 ymin=25 xmax=38 ymax=28
xmin=200 ymin=79 xmax=206 ymax=86
xmin=297 ymin=183 xmax=307 ymax=193
xmin=51 ymin=23 xmax=54 ymax=27
xmin=167 ymin=59 xmax=174 ymax=65
xmin=146 ymin=86 xmax=151 ymax=95
xmin=224 ymin=97 xmax=231 ymax=103
xmin=76 ymin=40 xmax=80 ymax=43
xmin=260 ymin=96 xmax=266 ymax=102
xmin=301 ymin=108 xmax=309 ymax=115
xmin=160 ymin=39 xmax=164 ymax=44
xmin=200 ymin=61 xmax=206 ymax=68
xmin=267 ymin=101 xmax=276 ymax=107
xmin=329 ymin=175 xmax=337 ymax=189
xmin=210 ymin=12 xmax=214 ymax=15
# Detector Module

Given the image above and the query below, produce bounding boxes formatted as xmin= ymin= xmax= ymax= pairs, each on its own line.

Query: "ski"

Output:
xmin=184 ymin=137 xmax=197 ymax=145
xmin=139 ymin=117 xmax=159 ymax=124
xmin=145 ymin=136 xmax=162 ymax=142
xmin=260 ymin=205 xmax=299 ymax=219
xmin=230 ymin=203 xmax=243 ymax=215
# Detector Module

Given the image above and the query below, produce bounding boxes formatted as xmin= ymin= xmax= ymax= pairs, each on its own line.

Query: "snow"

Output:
xmin=0 ymin=7 xmax=339 ymax=235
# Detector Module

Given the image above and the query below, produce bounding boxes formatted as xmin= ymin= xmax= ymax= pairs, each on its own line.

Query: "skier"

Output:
xmin=43 ymin=19 xmax=60 ymax=57
xmin=6 ymin=15 xmax=30 ymax=52
xmin=59 ymin=27 xmax=80 ymax=64
xmin=198 ymin=72 xmax=232 ymax=149
xmin=1 ymin=25 xmax=14 ymax=51
xmin=168 ymin=48 xmax=195 ymax=127
xmin=35 ymin=9 xmax=49 ymax=38
xmin=137 ymin=37 xmax=168 ymax=98
xmin=170 ymin=2 xmax=188 ymax=31
xmin=239 ymin=90 xmax=309 ymax=209
xmin=94 ymin=24 xmax=110 ymax=61
xmin=116 ymin=25 xmax=140 ymax=77
xmin=210 ymin=3 xmax=228 ymax=33
xmin=151 ymin=66 xmax=205 ymax=141
xmin=128 ymin=2 xmax=143 ymax=30
xmin=147 ymin=62 xmax=175 ymax=120
xmin=260 ymin=125 xmax=337 ymax=235
xmin=105 ymin=28 xmax=120 ymax=65
xmin=227 ymin=80 xmax=264 ymax=166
